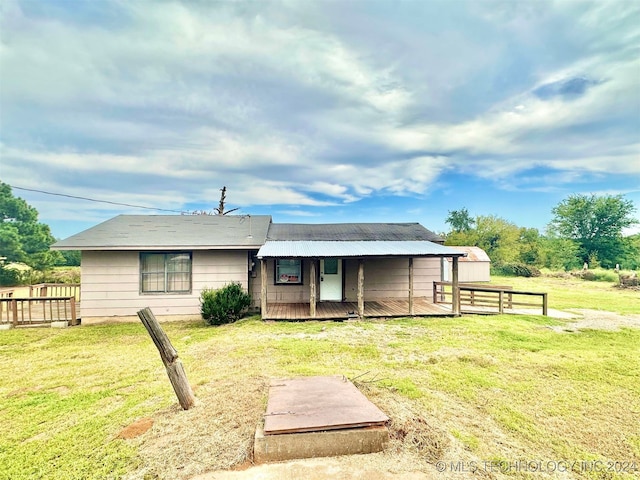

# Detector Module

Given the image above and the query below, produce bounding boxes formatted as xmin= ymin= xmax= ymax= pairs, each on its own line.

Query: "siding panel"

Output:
xmin=344 ymin=258 xmax=440 ymax=301
xmin=80 ymin=250 xmax=252 ymax=318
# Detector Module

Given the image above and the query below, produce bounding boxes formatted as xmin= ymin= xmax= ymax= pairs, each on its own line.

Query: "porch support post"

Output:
xmin=309 ymin=259 xmax=317 ymax=318
xmin=260 ymin=259 xmax=268 ymax=320
xmin=357 ymin=259 xmax=365 ymax=318
xmin=452 ymin=256 xmax=460 ymax=316
xmin=408 ymin=257 xmax=414 ymax=316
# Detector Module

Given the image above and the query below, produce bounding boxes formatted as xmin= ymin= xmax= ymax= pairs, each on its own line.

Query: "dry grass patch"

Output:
xmin=124 ymin=377 xmax=268 ymax=480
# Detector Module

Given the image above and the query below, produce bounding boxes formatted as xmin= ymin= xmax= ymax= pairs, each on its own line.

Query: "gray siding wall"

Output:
xmin=344 ymin=257 xmax=441 ymax=301
xmin=259 ymin=257 xmax=441 ymax=303
xmin=81 ymin=250 xmax=251 ymax=318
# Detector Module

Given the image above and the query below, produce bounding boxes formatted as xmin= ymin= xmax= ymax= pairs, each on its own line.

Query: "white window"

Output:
xmin=141 ymin=252 xmax=192 ymax=293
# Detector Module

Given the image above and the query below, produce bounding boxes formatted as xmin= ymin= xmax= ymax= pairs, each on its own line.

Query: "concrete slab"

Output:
xmin=191 ymin=456 xmax=431 ymax=480
xmin=0 ymin=324 xmax=13 ymax=330
xmin=253 ymin=424 xmax=389 ymax=464
xmin=264 ymin=376 xmax=388 ymax=434
xmin=51 ymin=321 xmax=69 ymax=328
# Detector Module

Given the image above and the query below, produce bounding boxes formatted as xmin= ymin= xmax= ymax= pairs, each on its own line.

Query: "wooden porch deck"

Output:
xmin=264 ymin=297 xmax=452 ymax=320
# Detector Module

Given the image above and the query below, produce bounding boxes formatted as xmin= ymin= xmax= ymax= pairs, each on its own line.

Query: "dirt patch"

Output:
xmin=548 ymin=309 xmax=640 ymax=332
xmin=117 ymin=417 xmax=154 ymax=439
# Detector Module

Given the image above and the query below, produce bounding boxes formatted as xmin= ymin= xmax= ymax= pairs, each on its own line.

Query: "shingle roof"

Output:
xmin=267 ymin=223 xmax=443 ymax=242
xmin=257 ymin=240 xmax=467 ymax=258
xmin=52 ymin=215 xmax=272 ymax=250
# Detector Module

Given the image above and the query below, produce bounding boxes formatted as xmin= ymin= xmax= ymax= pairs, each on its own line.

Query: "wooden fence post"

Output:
xmin=137 ymin=307 xmax=196 ymax=410
xmin=11 ymin=299 xmax=18 ymax=327
xmin=70 ymin=297 xmax=77 ymax=326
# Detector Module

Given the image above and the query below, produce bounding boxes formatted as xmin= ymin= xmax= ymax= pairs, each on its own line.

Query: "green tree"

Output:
xmin=0 ymin=182 xmax=62 ymax=271
xmin=474 ymin=215 xmax=521 ymax=264
xmin=445 ymin=214 xmax=523 ymax=265
xmin=540 ymin=235 xmax=581 ymax=271
xmin=550 ymin=194 xmax=637 ymax=268
xmin=518 ymin=227 xmax=542 ymax=265
xmin=444 ymin=229 xmax=477 ymax=248
xmin=445 ymin=208 xmax=475 ymax=232
xmin=619 ymin=234 xmax=640 ymax=270
xmin=58 ymin=250 xmax=81 ymax=266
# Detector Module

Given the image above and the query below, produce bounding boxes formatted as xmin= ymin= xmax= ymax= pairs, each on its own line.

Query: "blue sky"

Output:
xmin=1 ymin=0 xmax=638 ymax=239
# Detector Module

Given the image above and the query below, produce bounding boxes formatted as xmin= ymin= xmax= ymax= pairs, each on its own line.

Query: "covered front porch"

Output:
xmin=257 ymin=240 xmax=467 ymax=321
xmin=264 ymin=297 xmax=452 ymax=321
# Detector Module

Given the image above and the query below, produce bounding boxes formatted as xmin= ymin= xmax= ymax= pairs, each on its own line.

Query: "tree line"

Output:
xmin=445 ymin=195 xmax=639 ymax=273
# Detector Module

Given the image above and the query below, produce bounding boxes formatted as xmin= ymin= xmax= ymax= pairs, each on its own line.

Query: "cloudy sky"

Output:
xmin=1 ymin=0 xmax=639 ymax=239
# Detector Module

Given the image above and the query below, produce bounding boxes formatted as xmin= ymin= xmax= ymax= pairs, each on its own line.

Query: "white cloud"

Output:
xmin=1 ymin=0 xmax=638 ymax=231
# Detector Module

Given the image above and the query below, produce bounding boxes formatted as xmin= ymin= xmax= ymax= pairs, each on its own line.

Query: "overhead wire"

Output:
xmin=9 ymin=185 xmax=185 ymax=214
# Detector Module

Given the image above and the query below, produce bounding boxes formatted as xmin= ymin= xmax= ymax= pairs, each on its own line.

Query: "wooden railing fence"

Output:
xmin=0 ymin=284 xmax=81 ymax=327
xmin=0 ymin=288 xmax=15 ymax=299
xmin=30 ymin=283 xmax=81 ymax=302
xmin=433 ymin=282 xmax=548 ymax=316
xmin=0 ymin=297 xmax=78 ymax=327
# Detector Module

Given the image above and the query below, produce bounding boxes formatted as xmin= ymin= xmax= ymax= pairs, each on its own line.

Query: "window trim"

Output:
xmin=274 ymin=258 xmax=303 ymax=285
xmin=140 ymin=252 xmax=192 ymax=295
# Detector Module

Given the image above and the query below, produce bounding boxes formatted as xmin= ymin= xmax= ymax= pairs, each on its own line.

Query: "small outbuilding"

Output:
xmin=443 ymin=246 xmax=490 ymax=283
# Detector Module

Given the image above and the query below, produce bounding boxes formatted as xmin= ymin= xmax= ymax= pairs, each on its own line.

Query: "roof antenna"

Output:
xmin=246 ymin=214 xmax=253 ymax=239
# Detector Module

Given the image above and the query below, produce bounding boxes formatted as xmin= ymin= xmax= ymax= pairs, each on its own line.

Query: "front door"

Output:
xmin=320 ymin=258 xmax=342 ymax=301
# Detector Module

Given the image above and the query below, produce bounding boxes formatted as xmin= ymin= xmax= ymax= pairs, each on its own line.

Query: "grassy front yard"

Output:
xmin=1 ymin=277 xmax=639 ymax=479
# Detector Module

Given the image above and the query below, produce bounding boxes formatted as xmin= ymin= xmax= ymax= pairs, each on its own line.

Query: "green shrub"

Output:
xmin=0 ymin=265 xmax=80 ymax=287
xmin=0 ymin=265 xmax=24 ymax=286
xmin=491 ymin=262 xmax=541 ymax=277
xmin=43 ymin=267 xmax=81 ymax=284
xmin=200 ymin=282 xmax=251 ymax=326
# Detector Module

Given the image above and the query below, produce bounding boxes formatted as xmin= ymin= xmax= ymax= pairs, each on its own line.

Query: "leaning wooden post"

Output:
xmin=137 ymin=308 xmax=196 ymax=410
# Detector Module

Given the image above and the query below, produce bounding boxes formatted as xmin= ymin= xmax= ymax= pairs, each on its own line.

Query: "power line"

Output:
xmin=9 ymin=185 xmax=185 ymax=214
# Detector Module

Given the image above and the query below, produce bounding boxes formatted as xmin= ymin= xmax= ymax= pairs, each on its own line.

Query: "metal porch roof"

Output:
xmin=257 ymin=240 xmax=467 ymax=258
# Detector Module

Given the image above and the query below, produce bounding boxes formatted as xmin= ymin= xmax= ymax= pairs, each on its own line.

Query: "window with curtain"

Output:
xmin=275 ymin=258 xmax=302 ymax=284
xmin=140 ymin=252 xmax=192 ymax=293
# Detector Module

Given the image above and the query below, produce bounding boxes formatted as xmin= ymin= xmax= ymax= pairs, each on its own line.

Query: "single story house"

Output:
xmin=442 ymin=246 xmax=491 ymax=283
xmin=52 ymin=215 xmax=467 ymax=323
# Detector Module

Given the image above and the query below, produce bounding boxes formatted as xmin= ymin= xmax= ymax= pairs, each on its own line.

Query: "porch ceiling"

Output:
xmin=257 ymin=240 xmax=467 ymax=259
